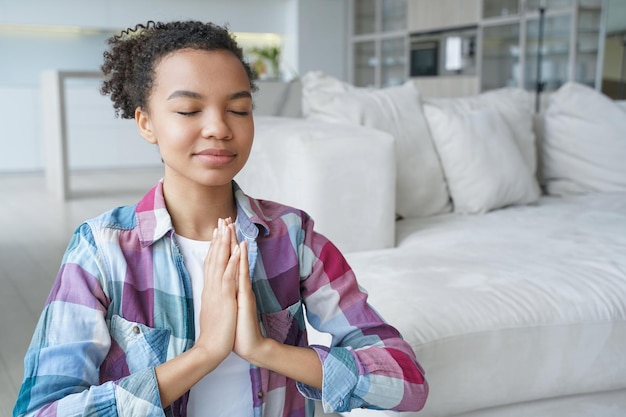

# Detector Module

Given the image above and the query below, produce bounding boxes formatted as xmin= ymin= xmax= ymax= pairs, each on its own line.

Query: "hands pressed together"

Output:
xmin=196 ymin=217 xmax=265 ymax=365
xmin=155 ymin=219 xmax=322 ymax=408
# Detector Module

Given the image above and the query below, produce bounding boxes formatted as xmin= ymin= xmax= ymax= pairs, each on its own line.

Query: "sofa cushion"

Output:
xmin=301 ymin=71 xmax=450 ymax=219
xmin=344 ymin=192 xmax=626 ymax=416
xmin=423 ymin=95 xmax=540 ymax=214
xmin=425 ymin=87 xmax=539 ymax=176
xmin=542 ymin=82 xmax=626 ymax=195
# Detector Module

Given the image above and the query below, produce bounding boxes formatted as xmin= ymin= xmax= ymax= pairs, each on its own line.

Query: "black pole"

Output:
xmin=535 ymin=7 xmax=546 ymax=113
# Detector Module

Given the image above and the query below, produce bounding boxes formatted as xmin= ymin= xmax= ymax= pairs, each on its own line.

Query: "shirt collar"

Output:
xmin=135 ymin=179 xmax=269 ymax=248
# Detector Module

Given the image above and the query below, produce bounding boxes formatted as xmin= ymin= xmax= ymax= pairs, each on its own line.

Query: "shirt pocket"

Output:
xmin=109 ymin=314 xmax=171 ymax=374
xmin=260 ymin=300 xmax=305 ymax=346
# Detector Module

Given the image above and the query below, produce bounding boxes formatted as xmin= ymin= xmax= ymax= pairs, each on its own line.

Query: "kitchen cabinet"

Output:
xmin=350 ymin=0 xmax=409 ymax=87
xmin=349 ymin=0 xmax=606 ymax=97
xmin=408 ymin=0 xmax=481 ymax=32
xmin=480 ymin=0 xmax=606 ymax=93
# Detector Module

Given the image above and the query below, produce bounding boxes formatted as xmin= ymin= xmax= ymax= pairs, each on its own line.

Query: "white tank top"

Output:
xmin=175 ymin=234 xmax=253 ymax=417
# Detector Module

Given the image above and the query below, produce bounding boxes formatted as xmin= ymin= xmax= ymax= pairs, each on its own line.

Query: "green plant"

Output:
xmin=249 ymin=45 xmax=281 ymax=79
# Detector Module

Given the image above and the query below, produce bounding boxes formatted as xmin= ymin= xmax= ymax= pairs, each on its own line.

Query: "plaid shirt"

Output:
xmin=14 ymin=180 xmax=427 ymax=417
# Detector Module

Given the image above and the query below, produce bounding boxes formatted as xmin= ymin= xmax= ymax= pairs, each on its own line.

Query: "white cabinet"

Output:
xmin=408 ymin=0 xmax=481 ymax=32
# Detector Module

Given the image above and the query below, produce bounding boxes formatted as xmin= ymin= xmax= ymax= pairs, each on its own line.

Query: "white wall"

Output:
xmin=0 ymin=0 xmax=347 ymax=173
xmin=0 ymin=0 xmax=289 ymax=33
xmin=290 ymin=0 xmax=348 ymax=80
xmin=0 ymin=87 xmax=40 ymax=171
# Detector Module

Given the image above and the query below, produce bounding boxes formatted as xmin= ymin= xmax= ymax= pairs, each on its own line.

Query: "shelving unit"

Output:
xmin=348 ymin=0 xmax=606 ymax=97
xmin=349 ymin=0 xmax=409 ymax=87
xmin=480 ymin=0 xmax=606 ymax=94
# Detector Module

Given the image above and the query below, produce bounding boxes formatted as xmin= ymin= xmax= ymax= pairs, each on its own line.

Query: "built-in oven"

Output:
xmin=410 ymin=38 xmax=440 ymax=76
xmin=410 ymin=26 xmax=477 ymax=77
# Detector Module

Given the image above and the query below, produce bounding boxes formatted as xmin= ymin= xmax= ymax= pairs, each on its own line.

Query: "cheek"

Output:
xmin=236 ymin=118 xmax=254 ymax=141
xmin=238 ymin=145 xmax=252 ymax=168
xmin=156 ymin=121 xmax=196 ymax=148
xmin=237 ymin=124 xmax=254 ymax=160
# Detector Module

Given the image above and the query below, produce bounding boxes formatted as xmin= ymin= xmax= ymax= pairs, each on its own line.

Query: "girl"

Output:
xmin=14 ymin=20 xmax=428 ymax=417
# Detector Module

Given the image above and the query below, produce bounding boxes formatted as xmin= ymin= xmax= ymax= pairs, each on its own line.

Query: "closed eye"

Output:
xmin=229 ymin=110 xmax=250 ymax=116
xmin=177 ymin=111 xmax=200 ymax=116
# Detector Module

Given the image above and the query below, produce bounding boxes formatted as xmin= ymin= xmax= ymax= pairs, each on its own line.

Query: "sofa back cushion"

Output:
xmin=301 ymin=71 xmax=450 ymax=219
xmin=542 ymin=82 xmax=626 ymax=195
xmin=426 ymin=88 xmax=539 ymax=175
xmin=424 ymin=103 xmax=540 ymax=214
xmin=423 ymin=88 xmax=541 ymax=214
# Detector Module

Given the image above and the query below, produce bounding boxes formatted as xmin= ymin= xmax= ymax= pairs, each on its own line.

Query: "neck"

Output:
xmin=162 ymin=177 xmax=237 ymax=241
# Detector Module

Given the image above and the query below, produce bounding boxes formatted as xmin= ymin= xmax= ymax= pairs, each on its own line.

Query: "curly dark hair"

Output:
xmin=100 ymin=20 xmax=258 ymax=119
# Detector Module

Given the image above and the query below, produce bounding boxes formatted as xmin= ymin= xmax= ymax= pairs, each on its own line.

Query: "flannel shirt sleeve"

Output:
xmin=295 ymin=215 xmax=428 ymax=414
xmin=13 ymin=223 xmax=164 ymax=417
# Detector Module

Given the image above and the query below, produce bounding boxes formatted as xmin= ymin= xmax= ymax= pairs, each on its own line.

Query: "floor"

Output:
xmin=1 ymin=168 xmax=340 ymax=416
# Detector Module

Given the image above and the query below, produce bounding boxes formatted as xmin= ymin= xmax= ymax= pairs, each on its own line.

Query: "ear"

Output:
xmin=135 ymin=107 xmax=157 ymax=145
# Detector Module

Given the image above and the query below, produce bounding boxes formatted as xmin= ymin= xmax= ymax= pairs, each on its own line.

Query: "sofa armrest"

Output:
xmin=236 ymin=116 xmax=396 ymax=253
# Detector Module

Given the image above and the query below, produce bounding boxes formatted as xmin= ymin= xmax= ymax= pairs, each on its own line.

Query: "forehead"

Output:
xmin=152 ymin=48 xmax=250 ymax=95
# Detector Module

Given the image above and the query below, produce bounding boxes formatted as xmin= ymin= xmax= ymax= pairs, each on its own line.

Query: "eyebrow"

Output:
xmin=229 ymin=91 xmax=253 ymax=100
xmin=167 ymin=90 xmax=252 ymax=101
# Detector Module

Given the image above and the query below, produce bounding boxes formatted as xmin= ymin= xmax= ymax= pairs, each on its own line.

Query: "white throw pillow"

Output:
xmin=301 ymin=71 xmax=450 ymax=219
xmin=423 ymin=104 xmax=540 ymax=214
xmin=542 ymin=82 xmax=626 ymax=195
xmin=426 ymin=87 xmax=539 ymax=176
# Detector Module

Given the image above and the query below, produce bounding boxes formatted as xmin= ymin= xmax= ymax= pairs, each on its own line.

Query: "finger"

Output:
xmin=204 ymin=219 xmax=231 ymax=286
xmin=237 ymin=240 xmax=251 ymax=296
xmin=224 ymin=219 xmax=238 ymax=253
xmin=222 ymin=243 xmax=241 ymax=289
xmin=204 ymin=226 xmax=219 ymax=271
xmin=215 ymin=219 xmax=232 ymax=260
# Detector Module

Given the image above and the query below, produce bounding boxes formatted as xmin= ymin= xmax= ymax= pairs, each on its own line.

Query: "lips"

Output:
xmin=194 ymin=148 xmax=237 ymax=165
xmin=196 ymin=148 xmax=236 ymax=157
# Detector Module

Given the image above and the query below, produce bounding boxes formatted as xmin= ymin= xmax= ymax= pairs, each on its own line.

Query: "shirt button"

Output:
xmin=132 ymin=326 xmax=141 ymax=334
xmin=257 ymin=391 xmax=263 ymax=399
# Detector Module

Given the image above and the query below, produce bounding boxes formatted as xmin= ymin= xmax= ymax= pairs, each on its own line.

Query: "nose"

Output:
xmin=201 ymin=110 xmax=233 ymax=140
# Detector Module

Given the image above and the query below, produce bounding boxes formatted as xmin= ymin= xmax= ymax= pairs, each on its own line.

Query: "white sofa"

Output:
xmin=236 ymin=74 xmax=626 ymax=417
